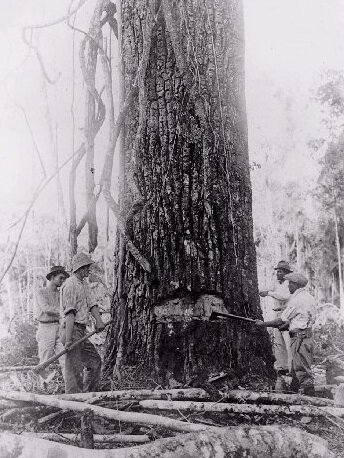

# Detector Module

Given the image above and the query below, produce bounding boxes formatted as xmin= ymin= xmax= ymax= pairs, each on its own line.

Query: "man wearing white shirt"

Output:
xmin=256 ymin=272 xmax=316 ymax=396
xmin=259 ymin=260 xmax=292 ymax=378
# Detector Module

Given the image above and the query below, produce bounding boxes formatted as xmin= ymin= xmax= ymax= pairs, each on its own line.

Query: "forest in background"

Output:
xmin=0 ymin=0 xmax=343 ymax=349
xmin=2 ymin=69 xmax=344 ymax=337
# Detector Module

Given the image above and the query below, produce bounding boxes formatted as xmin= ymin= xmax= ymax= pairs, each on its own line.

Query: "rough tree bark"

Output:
xmin=0 ymin=427 xmax=333 ymax=458
xmin=104 ymin=0 xmax=274 ymax=385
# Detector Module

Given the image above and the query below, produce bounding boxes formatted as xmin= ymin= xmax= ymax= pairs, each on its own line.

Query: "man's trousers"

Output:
xmin=273 ymin=327 xmax=292 ymax=372
xmin=36 ymin=322 xmax=64 ymax=379
xmin=290 ymin=330 xmax=314 ymax=393
xmin=60 ymin=323 xmax=101 ymax=394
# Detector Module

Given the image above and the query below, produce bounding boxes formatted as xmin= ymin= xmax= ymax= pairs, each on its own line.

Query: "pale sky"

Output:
xmin=0 ymin=0 xmax=343 ymax=239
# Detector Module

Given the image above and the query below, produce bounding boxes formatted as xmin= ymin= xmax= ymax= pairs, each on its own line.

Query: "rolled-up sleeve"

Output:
xmin=61 ymin=283 xmax=77 ymax=316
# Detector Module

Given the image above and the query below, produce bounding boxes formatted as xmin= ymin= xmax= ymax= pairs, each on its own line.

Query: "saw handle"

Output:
xmin=210 ymin=311 xmax=256 ymax=323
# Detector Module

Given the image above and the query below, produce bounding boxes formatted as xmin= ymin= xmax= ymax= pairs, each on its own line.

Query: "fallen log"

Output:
xmin=139 ymin=399 xmax=344 ymax=418
xmin=0 ymin=400 xmax=26 ymax=409
xmin=23 ymin=432 xmax=150 ymax=444
xmin=0 ymin=406 xmax=53 ymax=422
xmin=57 ymin=388 xmax=333 ymax=407
xmin=0 ymin=426 xmax=333 ymax=457
xmin=223 ymin=389 xmax=333 ymax=407
xmin=57 ymin=388 xmax=208 ymax=402
xmin=0 ymin=391 xmax=208 ymax=433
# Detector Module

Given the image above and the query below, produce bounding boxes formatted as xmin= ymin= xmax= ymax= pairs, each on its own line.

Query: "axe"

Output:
xmin=33 ymin=321 xmax=112 ymax=374
xmin=209 ymin=311 xmax=256 ymax=323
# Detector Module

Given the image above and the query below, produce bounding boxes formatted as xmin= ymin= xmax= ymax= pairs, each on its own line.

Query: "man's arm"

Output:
xmin=255 ymin=317 xmax=285 ymax=328
xmin=260 ymin=283 xmax=290 ymax=302
xmin=65 ymin=311 xmax=75 ymax=347
xmin=90 ymin=305 xmax=106 ymax=331
xmin=267 ymin=290 xmax=290 ymax=302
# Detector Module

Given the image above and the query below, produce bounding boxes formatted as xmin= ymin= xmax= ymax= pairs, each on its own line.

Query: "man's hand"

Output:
xmin=259 ymin=291 xmax=269 ymax=297
xmin=255 ymin=319 xmax=264 ymax=327
xmin=65 ymin=341 xmax=73 ymax=350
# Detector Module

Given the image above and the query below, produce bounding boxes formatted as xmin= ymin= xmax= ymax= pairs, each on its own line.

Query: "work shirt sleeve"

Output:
xmin=280 ymin=304 xmax=297 ymax=323
xmin=61 ymin=282 xmax=78 ymax=316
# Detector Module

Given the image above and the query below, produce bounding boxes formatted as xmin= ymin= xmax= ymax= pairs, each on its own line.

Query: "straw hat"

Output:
xmin=72 ymin=253 xmax=94 ymax=273
xmin=284 ymin=272 xmax=308 ymax=287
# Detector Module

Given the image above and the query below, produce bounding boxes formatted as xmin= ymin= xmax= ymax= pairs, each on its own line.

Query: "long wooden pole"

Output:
xmin=209 ymin=311 xmax=255 ymax=323
xmin=33 ymin=321 xmax=111 ymax=374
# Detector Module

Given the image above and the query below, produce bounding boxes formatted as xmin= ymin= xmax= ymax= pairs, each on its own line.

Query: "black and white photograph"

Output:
xmin=0 ymin=0 xmax=343 ymax=456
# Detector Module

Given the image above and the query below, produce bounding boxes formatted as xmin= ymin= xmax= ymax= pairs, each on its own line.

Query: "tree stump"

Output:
xmin=80 ymin=410 xmax=94 ymax=449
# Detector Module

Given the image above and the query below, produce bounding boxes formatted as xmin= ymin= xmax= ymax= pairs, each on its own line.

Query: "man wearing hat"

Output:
xmin=256 ymin=272 xmax=316 ymax=396
xmin=60 ymin=252 xmax=105 ymax=394
xmin=259 ymin=260 xmax=292 ymax=384
xmin=35 ymin=266 xmax=70 ymax=382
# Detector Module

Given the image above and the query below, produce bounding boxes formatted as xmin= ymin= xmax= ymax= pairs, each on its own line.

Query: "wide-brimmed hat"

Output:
xmin=274 ymin=260 xmax=293 ymax=272
xmin=72 ymin=253 xmax=94 ymax=273
xmin=284 ymin=272 xmax=308 ymax=287
xmin=46 ymin=266 xmax=70 ymax=280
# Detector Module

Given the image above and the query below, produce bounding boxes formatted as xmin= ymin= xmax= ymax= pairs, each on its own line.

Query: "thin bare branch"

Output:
xmin=26 ymin=0 xmax=90 ymax=30
xmin=76 ymin=189 xmax=101 ymax=236
xmin=18 ymin=105 xmax=47 ymax=178
xmin=0 ymin=145 xmax=86 ymax=284
xmin=0 ymin=187 xmax=37 ymax=284
xmin=22 ymin=28 xmax=59 ymax=84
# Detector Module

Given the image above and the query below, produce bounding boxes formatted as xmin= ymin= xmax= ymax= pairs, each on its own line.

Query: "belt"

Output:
xmin=289 ymin=328 xmax=312 ymax=338
xmin=74 ymin=322 xmax=87 ymax=329
xmin=39 ymin=320 xmax=59 ymax=324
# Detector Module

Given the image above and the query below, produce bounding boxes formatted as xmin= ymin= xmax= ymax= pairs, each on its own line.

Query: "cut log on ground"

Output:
xmin=57 ymin=388 xmax=208 ymax=402
xmin=0 ymin=426 xmax=333 ymax=457
xmin=0 ymin=406 xmax=54 ymax=422
xmin=139 ymin=399 xmax=344 ymax=418
xmin=23 ymin=433 xmax=150 ymax=444
xmin=0 ymin=391 xmax=208 ymax=433
xmin=0 ymin=400 xmax=27 ymax=409
xmin=80 ymin=411 xmax=94 ymax=449
xmin=223 ymin=390 xmax=333 ymax=407
xmin=57 ymin=388 xmax=333 ymax=406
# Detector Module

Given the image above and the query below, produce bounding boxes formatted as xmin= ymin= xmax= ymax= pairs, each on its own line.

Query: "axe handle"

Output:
xmin=212 ymin=311 xmax=255 ymax=323
xmin=33 ymin=321 xmax=111 ymax=374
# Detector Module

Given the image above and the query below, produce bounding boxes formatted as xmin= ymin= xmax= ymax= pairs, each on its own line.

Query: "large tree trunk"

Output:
xmin=104 ymin=0 xmax=274 ymax=385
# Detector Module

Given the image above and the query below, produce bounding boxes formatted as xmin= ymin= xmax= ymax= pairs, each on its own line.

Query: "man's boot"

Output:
xmin=299 ymin=385 xmax=315 ymax=397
